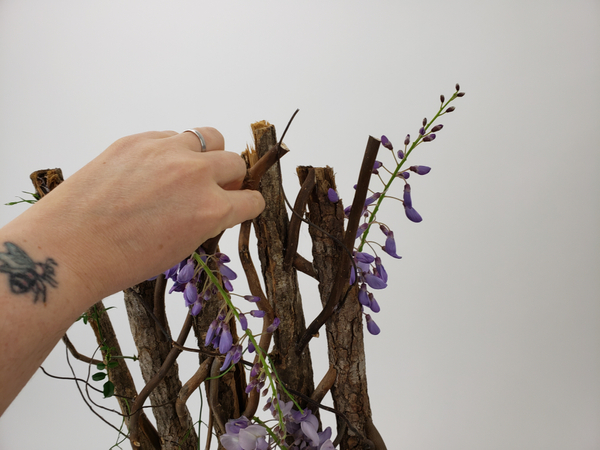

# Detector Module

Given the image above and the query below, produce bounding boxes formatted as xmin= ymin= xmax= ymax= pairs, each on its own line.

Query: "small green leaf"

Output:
xmin=103 ymin=381 xmax=115 ymax=398
xmin=107 ymin=360 xmax=119 ymax=369
xmin=96 ymin=363 xmax=106 ymax=370
xmin=92 ymin=372 xmax=106 ymax=381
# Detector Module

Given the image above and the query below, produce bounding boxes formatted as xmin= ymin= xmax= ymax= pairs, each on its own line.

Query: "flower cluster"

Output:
xmin=162 ymin=249 xmax=238 ymax=316
xmin=328 ymin=84 xmax=465 ymax=336
xmin=220 ymin=396 xmax=336 ymax=450
xmin=156 ymin=247 xmax=279 ymax=371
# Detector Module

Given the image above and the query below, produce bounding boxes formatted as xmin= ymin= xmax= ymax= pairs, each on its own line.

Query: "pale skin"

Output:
xmin=0 ymin=127 xmax=265 ymax=416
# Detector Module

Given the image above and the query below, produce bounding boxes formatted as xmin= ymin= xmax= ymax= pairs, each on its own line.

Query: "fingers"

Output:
xmin=175 ymin=127 xmax=225 ymax=153
xmin=221 ymin=189 xmax=266 ymax=230
xmin=200 ymin=151 xmax=248 ymax=190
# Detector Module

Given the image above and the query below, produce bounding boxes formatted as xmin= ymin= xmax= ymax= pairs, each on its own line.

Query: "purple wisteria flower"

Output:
xmin=365 ymin=314 xmax=381 ymax=335
xmin=327 ymin=188 xmax=339 ymax=203
xmin=238 ymin=314 xmax=248 ymax=331
xmin=266 ymin=317 xmax=280 ymax=333
xmin=381 ymin=135 xmax=393 ymax=150
xmin=220 ymin=416 xmax=268 ymax=450
xmin=266 ymin=396 xmax=337 ymax=449
xmin=372 ymin=160 xmax=383 ymax=174
xmin=403 ymin=184 xmax=423 ymax=223
xmin=368 ymin=293 xmax=381 ymax=313
xmin=364 ymin=272 xmax=387 ymax=290
xmin=409 ymin=165 xmax=431 ymax=175
xmin=219 ymin=324 xmax=233 ymax=354
xmin=380 ymin=225 xmax=401 ymax=259
xmin=221 ymin=344 xmax=243 ymax=372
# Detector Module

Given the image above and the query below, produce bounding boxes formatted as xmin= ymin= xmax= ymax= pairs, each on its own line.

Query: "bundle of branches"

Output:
xmin=31 ymin=85 xmax=464 ymax=450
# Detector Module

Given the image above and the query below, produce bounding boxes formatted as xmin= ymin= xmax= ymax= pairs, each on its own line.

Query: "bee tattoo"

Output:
xmin=0 ymin=242 xmax=58 ymax=303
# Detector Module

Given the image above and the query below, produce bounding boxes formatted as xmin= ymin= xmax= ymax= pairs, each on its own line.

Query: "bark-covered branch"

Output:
xmin=248 ymin=121 xmax=316 ymax=404
xmin=298 ymin=165 xmax=386 ymax=449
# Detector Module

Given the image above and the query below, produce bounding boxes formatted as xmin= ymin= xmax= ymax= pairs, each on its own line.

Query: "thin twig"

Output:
xmin=64 ymin=346 xmax=130 ymax=438
xmin=283 ymin=167 xmax=316 ymax=271
xmin=62 ymin=333 xmax=103 ymax=365
xmin=176 ymin=357 xmax=213 ymax=425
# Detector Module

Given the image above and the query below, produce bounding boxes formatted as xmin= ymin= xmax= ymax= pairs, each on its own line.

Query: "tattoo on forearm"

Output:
xmin=0 ymin=242 xmax=58 ymax=303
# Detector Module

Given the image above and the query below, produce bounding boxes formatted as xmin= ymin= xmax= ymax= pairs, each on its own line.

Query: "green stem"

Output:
xmin=357 ymin=92 xmax=459 ymax=252
xmin=193 ymin=255 xmax=288 ymax=435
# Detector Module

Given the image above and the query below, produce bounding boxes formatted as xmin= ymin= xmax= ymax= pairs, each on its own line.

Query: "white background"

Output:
xmin=0 ymin=1 xmax=599 ymax=449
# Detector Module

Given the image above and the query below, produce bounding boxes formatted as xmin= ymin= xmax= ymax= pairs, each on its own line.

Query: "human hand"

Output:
xmin=12 ymin=127 xmax=264 ymax=300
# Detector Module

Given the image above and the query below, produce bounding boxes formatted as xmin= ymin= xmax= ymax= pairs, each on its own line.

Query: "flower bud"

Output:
xmin=404 ymin=134 xmax=410 ymax=146
xmin=191 ymin=301 xmax=203 ymax=316
xmin=379 ymin=223 xmax=391 ymax=237
xmin=364 ymin=192 xmax=381 ymax=207
xmin=327 ymin=188 xmax=339 ymax=203
xmin=267 ymin=317 xmax=280 ymax=333
xmin=419 ymin=127 xmax=426 ymax=136
xmin=375 ymin=257 xmax=388 ymax=282
xmin=355 ymin=252 xmax=375 ymax=263
xmin=220 ymin=351 xmax=233 ymax=372
xmin=244 ymin=295 xmax=261 ymax=302
xmin=184 ymin=282 xmax=198 ymax=307
xmin=372 ymin=161 xmax=382 ymax=174
xmin=380 ymin=135 xmax=393 ymax=150
xmin=455 ymin=83 xmax=460 ymax=91
xmin=445 ymin=106 xmax=455 ymax=113
xmin=404 ymin=206 xmax=423 ymax=223
xmin=216 ymin=252 xmax=231 ymax=263
xmin=382 ymin=232 xmax=401 ymax=259
xmin=368 ymin=293 xmax=381 ymax=313
xmin=358 ymin=284 xmax=370 ymax=306
xmin=403 ymin=184 xmax=412 ymax=208
xmin=219 ymin=324 xmax=233 ymax=354
xmin=365 ymin=314 xmax=381 ymax=335
xmin=238 ymin=314 xmax=248 ymax=331
xmin=431 ymin=124 xmax=443 ymax=132
xmin=219 ymin=264 xmax=237 ymax=281
xmin=355 ymin=222 xmax=368 ymax=239
xmin=457 ymin=92 xmax=465 ymax=97
xmin=364 ymin=273 xmax=387 ymax=290
xmin=177 ymin=260 xmax=196 ymax=284
xmin=440 ymin=94 xmax=445 ymax=103
xmin=205 ymin=320 xmax=218 ymax=347
xmin=397 ymin=149 xmax=405 ymax=160
xmin=250 ymin=310 xmax=266 ymax=318
xmin=423 ymin=133 xmax=436 ymax=142
xmin=409 ymin=165 xmax=431 ymax=175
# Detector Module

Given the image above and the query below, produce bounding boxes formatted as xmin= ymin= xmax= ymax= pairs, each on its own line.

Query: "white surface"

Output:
xmin=0 ymin=1 xmax=599 ymax=449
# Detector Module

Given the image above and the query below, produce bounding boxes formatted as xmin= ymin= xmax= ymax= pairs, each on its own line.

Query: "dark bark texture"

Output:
xmin=87 ymin=300 xmax=162 ymax=450
xmin=124 ymin=280 xmax=197 ymax=450
xmin=298 ymin=166 xmax=377 ymax=449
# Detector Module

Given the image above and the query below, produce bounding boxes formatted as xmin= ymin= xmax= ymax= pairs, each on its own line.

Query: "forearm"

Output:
xmin=0 ymin=127 xmax=265 ymax=416
xmin=0 ymin=209 xmax=101 ymax=415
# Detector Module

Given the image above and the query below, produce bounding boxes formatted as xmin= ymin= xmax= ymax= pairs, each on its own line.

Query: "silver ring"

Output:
xmin=183 ymin=129 xmax=207 ymax=152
